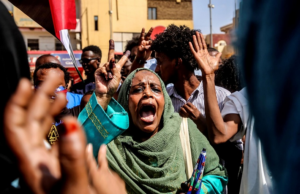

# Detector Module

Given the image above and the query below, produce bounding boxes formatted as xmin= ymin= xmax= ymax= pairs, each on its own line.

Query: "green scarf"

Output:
xmin=107 ymin=68 xmax=226 ymax=194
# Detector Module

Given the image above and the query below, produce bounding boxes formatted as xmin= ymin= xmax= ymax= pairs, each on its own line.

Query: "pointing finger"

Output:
xmin=108 ymin=39 xmax=115 ymax=62
xmin=112 ymin=50 xmax=130 ymax=75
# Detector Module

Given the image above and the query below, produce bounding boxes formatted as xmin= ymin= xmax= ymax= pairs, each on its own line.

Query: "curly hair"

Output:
xmin=124 ymin=36 xmax=140 ymax=53
xmin=215 ymin=55 xmax=244 ymax=92
xmin=33 ymin=63 xmax=70 ymax=86
xmin=83 ymin=45 xmax=102 ymax=58
xmin=151 ymin=24 xmax=200 ymax=72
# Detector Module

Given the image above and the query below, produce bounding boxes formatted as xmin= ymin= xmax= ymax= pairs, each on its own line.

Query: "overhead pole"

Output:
xmin=109 ymin=0 xmax=113 ymax=39
xmin=208 ymin=0 xmax=214 ymax=48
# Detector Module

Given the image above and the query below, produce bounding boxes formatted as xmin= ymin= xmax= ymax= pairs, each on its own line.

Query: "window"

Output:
xmin=148 ymin=7 xmax=157 ymax=20
xmin=27 ymin=39 xmax=39 ymax=50
xmin=94 ymin=16 xmax=98 ymax=31
xmin=55 ymin=40 xmax=65 ymax=51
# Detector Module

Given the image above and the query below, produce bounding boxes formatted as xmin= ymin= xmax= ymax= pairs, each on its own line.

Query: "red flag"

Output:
xmin=9 ymin=0 xmax=83 ymax=81
xmin=9 ymin=0 xmax=77 ymax=40
xmin=48 ymin=0 xmax=77 ymax=40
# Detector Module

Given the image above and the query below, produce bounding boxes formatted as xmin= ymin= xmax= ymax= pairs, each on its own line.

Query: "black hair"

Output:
xmin=82 ymin=45 xmax=102 ymax=58
xmin=124 ymin=36 xmax=140 ymax=53
xmin=207 ymin=47 xmax=219 ymax=53
xmin=215 ymin=55 xmax=244 ymax=92
xmin=33 ymin=63 xmax=70 ymax=86
xmin=151 ymin=24 xmax=200 ymax=72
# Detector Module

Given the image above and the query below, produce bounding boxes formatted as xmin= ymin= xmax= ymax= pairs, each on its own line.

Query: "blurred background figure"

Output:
xmin=71 ymin=45 xmax=102 ymax=94
xmin=215 ymin=55 xmax=243 ymax=93
xmin=35 ymin=54 xmax=83 ymax=109
xmin=0 ymin=2 xmax=31 ymax=192
xmin=35 ymin=54 xmax=60 ymax=68
xmin=238 ymin=0 xmax=300 ymax=192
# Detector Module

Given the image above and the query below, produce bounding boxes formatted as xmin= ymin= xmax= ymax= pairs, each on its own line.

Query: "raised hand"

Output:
xmin=136 ymin=27 xmax=153 ymax=61
xmin=4 ymin=75 xmax=127 ymax=194
xmin=3 ymin=75 xmax=89 ymax=194
xmin=108 ymin=39 xmax=115 ymax=62
xmin=86 ymin=144 xmax=126 ymax=194
xmin=95 ymin=51 xmax=130 ymax=109
xmin=189 ymin=31 xmax=222 ymax=75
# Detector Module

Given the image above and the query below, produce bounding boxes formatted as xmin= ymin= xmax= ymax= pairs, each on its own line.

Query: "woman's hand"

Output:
xmin=189 ymin=31 xmax=222 ymax=75
xmin=95 ymin=51 xmax=130 ymax=110
xmin=108 ymin=39 xmax=115 ymax=62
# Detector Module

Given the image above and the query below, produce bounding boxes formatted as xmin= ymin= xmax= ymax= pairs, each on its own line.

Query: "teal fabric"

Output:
xmin=200 ymin=175 xmax=228 ymax=194
xmin=106 ymin=68 xmax=227 ymax=193
xmin=78 ymin=92 xmax=129 ymax=158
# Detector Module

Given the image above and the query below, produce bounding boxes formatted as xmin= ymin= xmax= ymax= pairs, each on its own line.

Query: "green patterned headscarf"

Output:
xmin=106 ymin=68 xmax=226 ymax=194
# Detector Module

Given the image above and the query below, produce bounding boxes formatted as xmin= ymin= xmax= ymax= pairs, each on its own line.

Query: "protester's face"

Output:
xmin=128 ymin=70 xmax=165 ymax=134
xmin=81 ymin=51 xmax=100 ymax=79
xmin=121 ymin=60 xmax=132 ymax=82
xmin=155 ymin=52 xmax=176 ymax=84
xmin=36 ymin=55 xmax=60 ymax=67
xmin=129 ymin=46 xmax=138 ymax=62
xmin=209 ymin=51 xmax=223 ymax=65
xmin=35 ymin=68 xmax=66 ymax=101
xmin=35 ymin=68 xmax=66 ymax=88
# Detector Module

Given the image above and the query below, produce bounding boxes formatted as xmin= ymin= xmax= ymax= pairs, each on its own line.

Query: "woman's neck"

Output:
xmin=132 ymin=124 xmax=161 ymax=142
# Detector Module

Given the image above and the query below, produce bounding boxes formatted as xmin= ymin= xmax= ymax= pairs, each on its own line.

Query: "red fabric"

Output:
xmin=151 ymin=26 xmax=166 ymax=40
xmin=57 ymin=89 xmax=68 ymax=94
xmin=48 ymin=0 xmax=77 ymax=40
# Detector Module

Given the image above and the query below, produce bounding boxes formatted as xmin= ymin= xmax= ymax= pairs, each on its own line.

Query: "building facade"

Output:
xmin=1 ymin=0 xmax=81 ymax=52
xmin=81 ymin=0 xmax=194 ymax=61
xmin=2 ymin=0 xmax=193 ymax=62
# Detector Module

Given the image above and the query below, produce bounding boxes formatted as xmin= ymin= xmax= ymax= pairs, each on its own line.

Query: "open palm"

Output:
xmin=189 ymin=32 xmax=222 ymax=75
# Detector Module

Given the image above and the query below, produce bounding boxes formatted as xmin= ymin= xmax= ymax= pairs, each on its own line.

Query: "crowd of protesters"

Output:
xmin=2 ymin=0 xmax=300 ymax=193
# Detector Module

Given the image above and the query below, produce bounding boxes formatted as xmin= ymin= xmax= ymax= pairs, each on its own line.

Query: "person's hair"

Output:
xmin=124 ymin=36 xmax=140 ymax=53
xmin=82 ymin=45 xmax=102 ymax=58
xmin=215 ymin=55 xmax=244 ymax=92
xmin=207 ymin=47 xmax=219 ymax=53
xmin=151 ymin=24 xmax=200 ymax=72
xmin=35 ymin=54 xmax=59 ymax=67
xmin=33 ymin=63 xmax=70 ymax=86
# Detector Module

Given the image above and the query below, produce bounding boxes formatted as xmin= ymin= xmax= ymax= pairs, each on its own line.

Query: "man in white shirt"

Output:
xmin=151 ymin=25 xmax=230 ymax=129
xmin=189 ymin=31 xmax=272 ymax=194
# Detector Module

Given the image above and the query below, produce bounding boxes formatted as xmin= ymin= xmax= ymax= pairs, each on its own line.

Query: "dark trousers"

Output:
xmin=213 ymin=141 xmax=243 ymax=194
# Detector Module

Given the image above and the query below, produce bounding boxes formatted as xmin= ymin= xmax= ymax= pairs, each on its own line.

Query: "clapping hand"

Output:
xmin=189 ymin=31 xmax=222 ymax=75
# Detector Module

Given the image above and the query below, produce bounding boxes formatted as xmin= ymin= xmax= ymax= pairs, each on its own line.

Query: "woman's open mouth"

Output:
xmin=139 ymin=102 xmax=156 ymax=123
